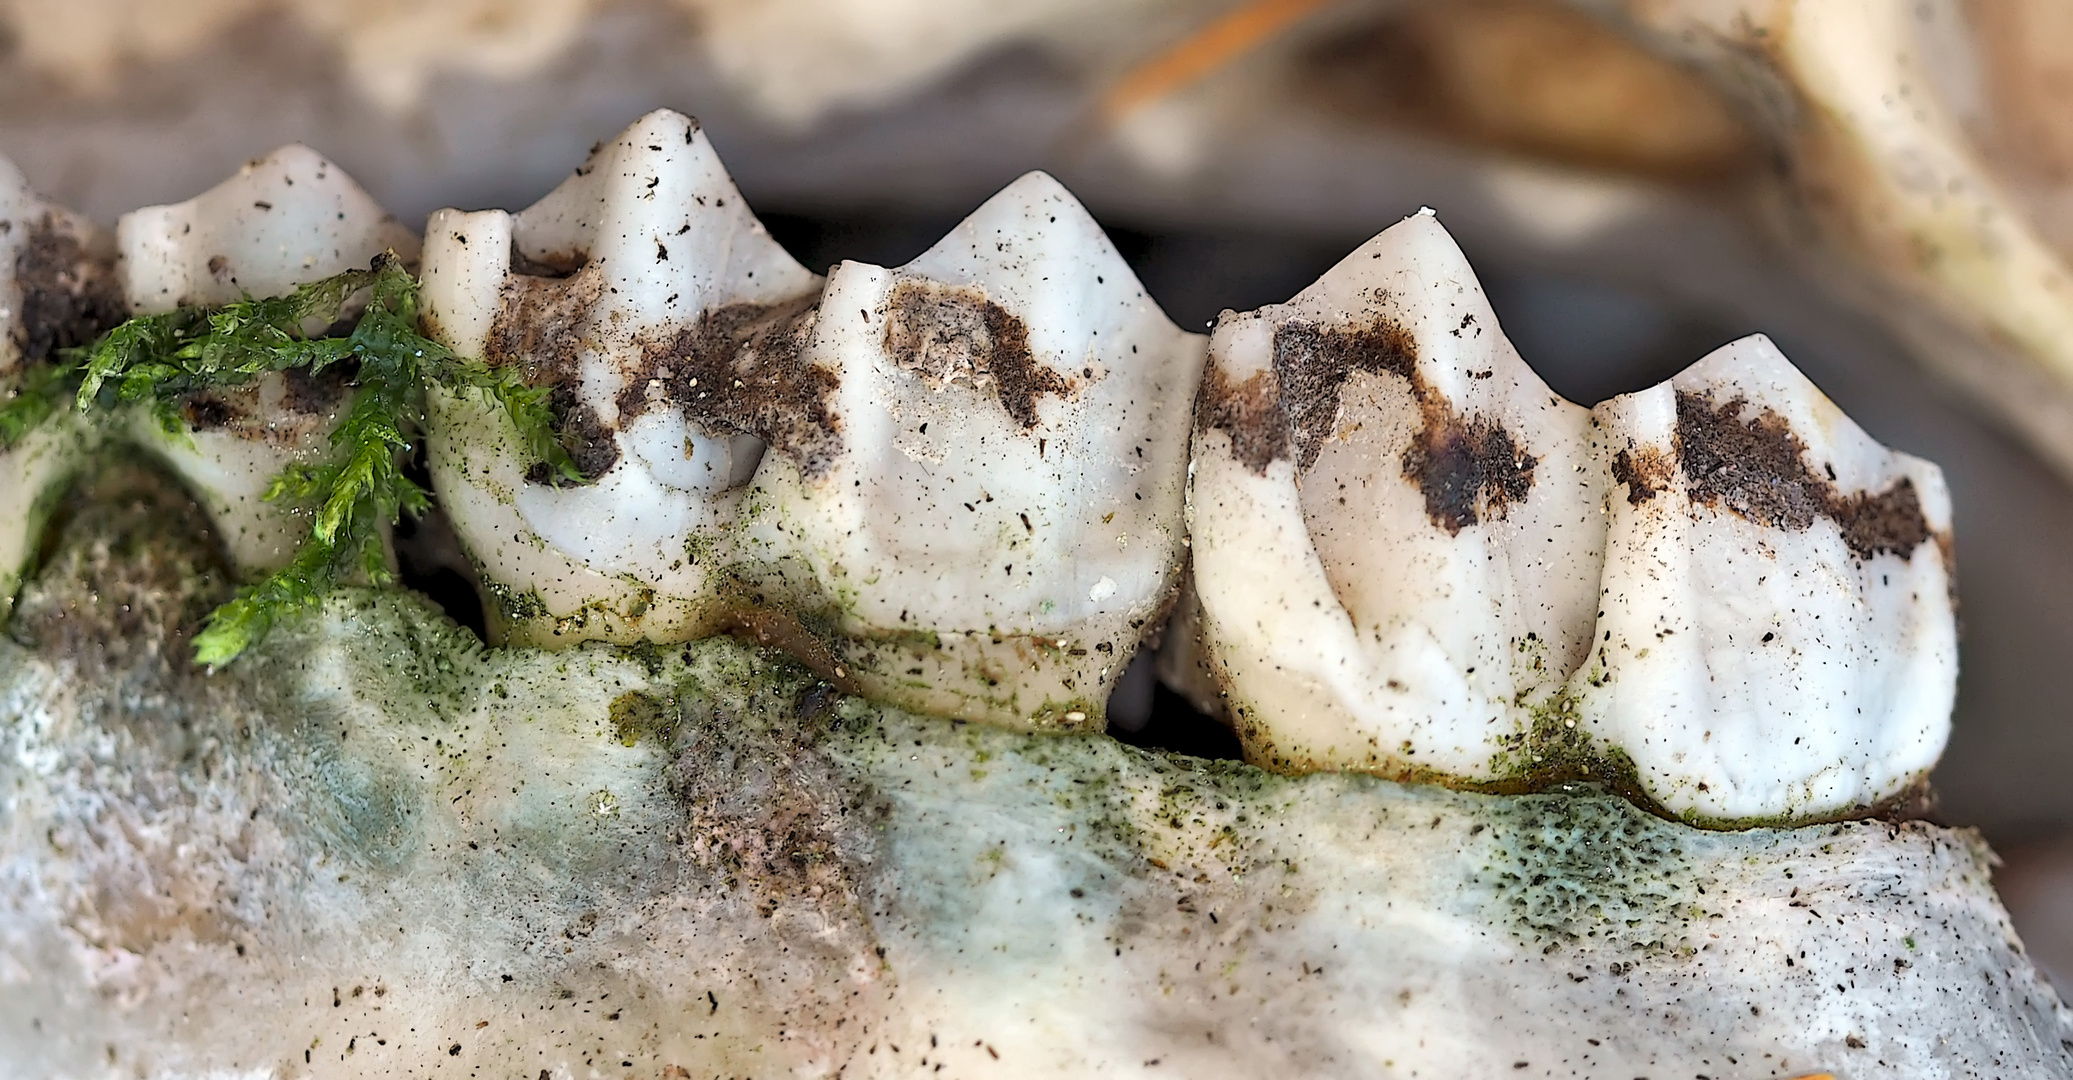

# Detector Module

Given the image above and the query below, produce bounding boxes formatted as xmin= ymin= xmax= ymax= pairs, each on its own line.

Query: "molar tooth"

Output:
xmin=417 ymin=109 xmax=822 ymax=644
xmin=739 ymin=172 xmax=1205 ymax=729
xmin=1574 ymin=334 xmax=1956 ymax=825
xmin=1187 ymin=209 xmax=1605 ymax=780
xmin=113 ymin=146 xmax=419 ymax=573
xmin=0 ymin=155 xmax=121 ymax=622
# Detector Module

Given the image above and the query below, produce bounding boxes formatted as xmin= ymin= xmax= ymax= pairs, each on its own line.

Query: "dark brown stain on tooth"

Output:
xmin=1270 ymin=311 xmax=1535 ymax=532
xmin=173 ymin=364 xmax=355 ymax=444
xmin=1674 ymin=390 xmax=1823 ymax=530
xmin=882 ymin=278 xmax=1073 ymax=430
xmin=509 ymin=246 xmax=589 ymax=278
xmin=1672 ymin=389 xmax=1938 ymax=562
xmin=1195 ymin=363 xmax=1289 ymax=475
xmin=180 ymin=392 xmax=238 ymax=430
xmin=484 ymin=264 xmax=621 ymax=484
xmin=1402 ymin=399 xmax=1537 ymax=535
xmin=1610 ymin=444 xmax=1673 ymax=505
xmin=1271 ymin=317 xmax=1415 ymax=470
xmin=1832 ymin=477 xmax=1936 ymax=562
xmin=630 ymin=294 xmax=843 ymax=478
xmin=13 ymin=213 xmax=124 ymax=365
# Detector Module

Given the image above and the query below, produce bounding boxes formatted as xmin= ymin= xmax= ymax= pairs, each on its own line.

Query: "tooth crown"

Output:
xmin=111 ymin=146 xmax=417 ymax=574
xmin=418 ymin=109 xmax=823 ymax=644
xmin=1190 ymin=211 xmax=1604 ymax=781
xmin=119 ymin=144 xmax=418 ymax=313
xmin=1576 ymin=334 xmax=1957 ymax=824
xmin=740 ymin=172 xmax=1206 ymax=727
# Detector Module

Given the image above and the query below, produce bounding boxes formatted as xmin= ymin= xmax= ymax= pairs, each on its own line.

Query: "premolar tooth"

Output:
xmin=1574 ymin=334 xmax=1956 ymax=825
xmin=0 ymin=155 xmax=121 ymax=622
xmin=113 ymin=147 xmax=417 ymax=573
xmin=1187 ymin=209 xmax=1605 ymax=780
xmin=740 ymin=172 xmax=1205 ymax=729
xmin=417 ymin=109 xmax=823 ymax=644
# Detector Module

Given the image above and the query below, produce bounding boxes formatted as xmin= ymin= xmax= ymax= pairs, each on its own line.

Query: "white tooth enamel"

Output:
xmin=0 ymin=156 xmax=119 ymax=622
xmin=740 ymin=172 xmax=1205 ymax=729
xmin=113 ymin=146 xmax=420 ymax=573
xmin=1574 ymin=334 xmax=1957 ymax=824
xmin=418 ymin=109 xmax=821 ymax=644
xmin=1188 ymin=210 xmax=1605 ymax=780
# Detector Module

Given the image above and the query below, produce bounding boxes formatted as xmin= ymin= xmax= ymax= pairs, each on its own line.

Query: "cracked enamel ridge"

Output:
xmin=418 ymin=109 xmax=824 ymax=645
xmin=116 ymin=146 xmax=421 ymax=572
xmin=1186 ymin=209 xmax=1604 ymax=783
xmin=1573 ymin=334 xmax=1957 ymax=825
xmin=0 ymin=157 xmax=121 ymax=624
xmin=735 ymin=172 xmax=1205 ymax=730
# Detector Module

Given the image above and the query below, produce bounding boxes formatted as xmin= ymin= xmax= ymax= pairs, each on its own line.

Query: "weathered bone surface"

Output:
xmin=418 ymin=108 xmax=824 ymax=645
xmin=1576 ymin=334 xmax=1957 ymax=825
xmin=1187 ymin=209 xmax=1604 ymax=784
xmin=736 ymin=171 xmax=1204 ymax=730
xmin=117 ymin=146 xmax=419 ymax=573
xmin=0 ymin=471 xmax=2064 ymax=1078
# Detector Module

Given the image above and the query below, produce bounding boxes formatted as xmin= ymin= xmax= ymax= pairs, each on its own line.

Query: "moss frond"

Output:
xmin=16 ymin=252 xmax=583 ymax=665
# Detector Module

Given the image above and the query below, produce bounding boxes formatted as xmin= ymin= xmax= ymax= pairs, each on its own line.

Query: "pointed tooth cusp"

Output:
xmin=118 ymin=145 xmax=418 ymax=314
xmin=418 ymin=109 xmax=824 ymax=645
xmin=112 ymin=147 xmax=415 ymax=573
xmin=739 ymin=172 xmax=1206 ymax=729
xmin=1575 ymin=334 xmax=1956 ymax=825
xmin=1189 ymin=210 xmax=1605 ymax=781
xmin=0 ymin=156 xmax=121 ymax=623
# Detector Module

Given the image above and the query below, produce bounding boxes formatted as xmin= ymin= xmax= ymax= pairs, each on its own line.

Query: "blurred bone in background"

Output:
xmin=8 ymin=0 xmax=2073 ymax=984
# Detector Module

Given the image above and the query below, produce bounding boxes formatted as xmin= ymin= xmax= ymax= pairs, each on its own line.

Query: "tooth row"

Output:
xmin=0 ymin=112 xmax=1955 ymax=824
xmin=1186 ymin=211 xmax=1956 ymax=825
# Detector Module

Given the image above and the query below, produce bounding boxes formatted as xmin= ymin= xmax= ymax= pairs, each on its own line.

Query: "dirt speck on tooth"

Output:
xmin=12 ymin=212 xmax=123 ymax=364
xmin=630 ymin=294 xmax=843 ymax=477
xmin=882 ymin=277 xmax=1072 ymax=429
xmin=1674 ymin=389 xmax=1937 ymax=562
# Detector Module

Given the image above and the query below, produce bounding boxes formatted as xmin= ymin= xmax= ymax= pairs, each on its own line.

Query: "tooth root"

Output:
xmin=741 ymin=172 xmax=1205 ymax=729
xmin=1575 ymin=334 xmax=1956 ymax=825
xmin=1188 ymin=209 xmax=1605 ymax=780
xmin=418 ymin=109 xmax=823 ymax=645
xmin=110 ymin=147 xmax=414 ymax=574
xmin=0 ymin=154 xmax=121 ymax=623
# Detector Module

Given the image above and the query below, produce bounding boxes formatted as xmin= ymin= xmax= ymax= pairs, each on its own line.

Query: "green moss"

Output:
xmin=609 ymin=690 xmax=679 ymax=747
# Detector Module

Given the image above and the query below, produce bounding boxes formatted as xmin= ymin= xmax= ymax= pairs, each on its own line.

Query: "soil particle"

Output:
xmin=1672 ymin=390 xmax=1938 ymax=562
xmin=625 ymin=294 xmax=842 ymax=477
xmin=882 ymin=278 xmax=1073 ymax=429
xmin=1195 ymin=363 xmax=1289 ymax=474
xmin=1264 ymin=310 xmax=1536 ymax=533
xmin=484 ymin=265 xmax=620 ymax=483
xmin=1609 ymin=444 xmax=1673 ymax=505
xmin=12 ymin=213 xmax=124 ymax=364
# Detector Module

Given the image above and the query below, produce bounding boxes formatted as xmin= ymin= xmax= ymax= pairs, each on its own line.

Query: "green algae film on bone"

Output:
xmin=0 ymin=470 xmax=2066 ymax=1076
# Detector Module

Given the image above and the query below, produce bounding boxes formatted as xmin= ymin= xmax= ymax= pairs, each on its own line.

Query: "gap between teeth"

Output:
xmin=0 ymin=110 xmax=1957 ymax=828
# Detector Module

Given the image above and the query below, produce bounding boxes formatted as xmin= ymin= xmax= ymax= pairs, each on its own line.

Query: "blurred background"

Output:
xmin=5 ymin=0 xmax=2073 ymax=987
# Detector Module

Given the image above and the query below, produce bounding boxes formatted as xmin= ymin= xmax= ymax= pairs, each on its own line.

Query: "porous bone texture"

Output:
xmin=737 ymin=171 xmax=1205 ymax=730
xmin=112 ymin=146 xmax=418 ymax=573
xmin=1576 ymin=333 xmax=1958 ymax=824
xmin=417 ymin=108 xmax=823 ymax=645
xmin=0 ymin=465 xmax=2061 ymax=1079
xmin=1187 ymin=209 xmax=1604 ymax=782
